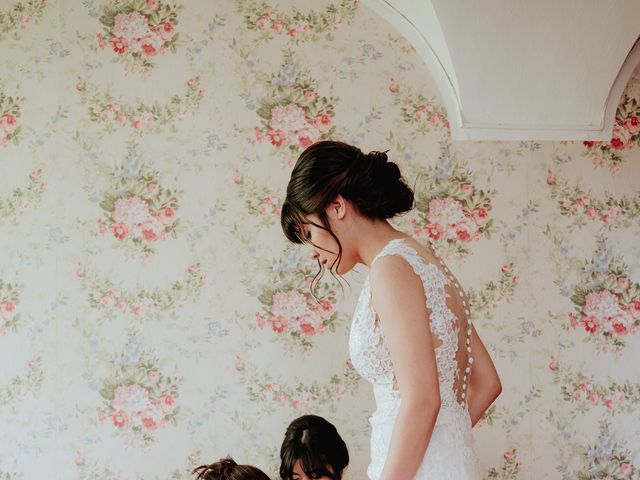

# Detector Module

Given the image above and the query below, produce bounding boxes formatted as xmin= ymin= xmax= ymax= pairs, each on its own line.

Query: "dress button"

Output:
xmin=469 ymin=357 xmax=474 ymax=364
xmin=465 ymin=366 xmax=471 ymax=373
xmin=467 ymin=328 xmax=472 ymax=335
xmin=458 ymin=291 xmax=464 ymax=297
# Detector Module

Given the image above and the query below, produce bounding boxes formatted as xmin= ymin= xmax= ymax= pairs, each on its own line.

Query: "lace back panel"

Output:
xmin=350 ymin=238 xmax=474 ymax=410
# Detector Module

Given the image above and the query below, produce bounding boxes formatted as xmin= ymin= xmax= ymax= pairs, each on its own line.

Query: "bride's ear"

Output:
xmin=328 ymin=195 xmax=347 ymax=221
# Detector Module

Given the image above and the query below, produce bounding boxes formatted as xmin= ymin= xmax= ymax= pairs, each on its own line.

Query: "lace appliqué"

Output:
xmin=348 ymin=238 xmax=481 ymax=480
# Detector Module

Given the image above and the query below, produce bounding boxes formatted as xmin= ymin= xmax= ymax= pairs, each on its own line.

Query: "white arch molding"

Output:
xmin=363 ymin=0 xmax=640 ymax=141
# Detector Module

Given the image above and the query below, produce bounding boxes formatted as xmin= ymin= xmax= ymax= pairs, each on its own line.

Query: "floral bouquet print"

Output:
xmin=254 ymin=52 xmax=336 ymax=152
xmin=97 ymin=348 xmax=180 ymax=446
xmin=237 ymin=360 xmax=360 ymax=414
xmin=97 ymin=161 xmax=181 ymax=257
xmin=568 ymin=422 xmax=638 ymax=480
xmin=79 ymin=262 xmax=204 ymax=321
xmin=411 ymin=142 xmax=496 ymax=257
xmin=389 ymin=80 xmax=449 ymax=135
xmin=97 ymin=0 xmax=182 ymax=73
xmin=0 ymin=0 xmax=48 ymax=41
xmin=0 ymin=280 xmax=21 ymax=336
xmin=237 ymin=0 xmax=359 ymax=43
xmin=546 ymin=170 xmax=639 ymax=229
xmin=550 ymin=361 xmax=639 ymax=416
xmin=0 ymin=91 xmax=22 ymax=148
xmin=568 ymin=240 xmax=640 ymax=352
xmin=0 ymin=169 xmax=47 ymax=226
xmin=255 ymin=260 xmax=341 ymax=353
xmin=77 ymin=76 xmax=203 ymax=134
xmin=582 ymin=94 xmax=640 ymax=172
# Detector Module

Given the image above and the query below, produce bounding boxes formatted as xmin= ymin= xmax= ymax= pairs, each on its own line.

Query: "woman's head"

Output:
xmin=281 ymin=141 xmax=414 ymax=278
xmin=193 ymin=456 xmax=271 ymax=480
xmin=279 ymin=415 xmax=349 ymax=480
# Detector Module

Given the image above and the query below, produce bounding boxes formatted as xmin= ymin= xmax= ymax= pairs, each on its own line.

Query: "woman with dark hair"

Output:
xmin=279 ymin=414 xmax=349 ymax=480
xmin=280 ymin=141 xmax=502 ymax=480
xmin=193 ymin=456 xmax=271 ymax=480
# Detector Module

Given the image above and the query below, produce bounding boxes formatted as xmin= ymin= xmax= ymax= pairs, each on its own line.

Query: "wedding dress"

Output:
xmin=349 ymin=238 xmax=482 ymax=479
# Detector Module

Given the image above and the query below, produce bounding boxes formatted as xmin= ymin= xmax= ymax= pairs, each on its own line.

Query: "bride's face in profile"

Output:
xmin=302 ymin=202 xmax=357 ymax=276
xmin=292 ymin=460 xmax=335 ymax=480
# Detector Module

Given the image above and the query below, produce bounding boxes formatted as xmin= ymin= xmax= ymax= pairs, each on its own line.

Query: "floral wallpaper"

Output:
xmin=0 ymin=1 xmax=639 ymax=479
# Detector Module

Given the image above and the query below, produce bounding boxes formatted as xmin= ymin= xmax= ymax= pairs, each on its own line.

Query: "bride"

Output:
xmin=280 ymin=141 xmax=502 ymax=480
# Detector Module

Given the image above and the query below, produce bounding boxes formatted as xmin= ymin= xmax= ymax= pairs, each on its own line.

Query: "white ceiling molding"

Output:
xmin=363 ymin=0 xmax=640 ymax=141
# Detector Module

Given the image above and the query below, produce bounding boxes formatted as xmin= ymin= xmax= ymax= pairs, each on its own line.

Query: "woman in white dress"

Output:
xmin=280 ymin=141 xmax=502 ymax=480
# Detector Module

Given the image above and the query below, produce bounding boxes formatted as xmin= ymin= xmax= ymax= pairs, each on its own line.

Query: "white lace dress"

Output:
xmin=349 ymin=238 xmax=482 ymax=480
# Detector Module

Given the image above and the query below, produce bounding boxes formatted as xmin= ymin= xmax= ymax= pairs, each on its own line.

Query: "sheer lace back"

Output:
xmin=349 ymin=237 xmax=474 ymax=411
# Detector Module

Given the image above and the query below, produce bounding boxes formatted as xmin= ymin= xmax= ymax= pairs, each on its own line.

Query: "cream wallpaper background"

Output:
xmin=1 ymin=1 xmax=639 ymax=479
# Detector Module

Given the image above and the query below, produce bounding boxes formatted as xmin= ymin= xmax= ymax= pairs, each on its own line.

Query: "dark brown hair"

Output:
xmin=281 ymin=140 xmax=414 ymax=290
xmin=279 ymin=415 xmax=349 ymax=480
xmin=193 ymin=456 xmax=271 ymax=480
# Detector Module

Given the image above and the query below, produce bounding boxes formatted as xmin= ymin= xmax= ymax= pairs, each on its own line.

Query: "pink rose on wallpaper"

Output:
xmin=111 ymin=410 xmax=128 ymax=427
xmin=609 ymin=124 xmax=632 ymax=150
xmin=546 ymin=169 xmax=556 ymax=185
xmin=585 ymin=206 xmax=598 ymax=220
xmin=157 ymin=205 xmax=176 ymax=225
xmin=424 ymin=223 xmax=443 ymax=240
xmin=297 ymin=125 xmax=321 ymax=148
xmin=112 ymin=12 xmax=151 ymax=43
xmin=600 ymin=206 xmax=622 ymax=224
xmin=271 ymin=290 xmax=308 ymax=320
xmin=139 ymin=33 xmax=165 ymax=57
xmin=428 ymin=197 xmax=465 ymax=225
xmin=110 ymin=222 xmax=127 ymax=239
xmin=0 ymin=113 xmax=17 ymax=133
xmin=157 ymin=21 xmax=175 ymax=41
xmin=471 ymin=207 xmax=489 ymax=226
xmin=96 ymin=33 xmax=106 ymax=49
xmin=270 ymin=104 xmax=307 ymax=133
xmin=624 ymin=115 xmax=640 ymax=135
xmin=313 ymin=113 xmax=332 ymax=133
xmin=113 ymin=196 xmax=151 ymax=226
xmin=142 ymin=417 xmax=157 ymax=430
xmin=159 ymin=394 xmax=176 ymax=413
xmin=427 ymin=197 xmax=480 ymax=241
xmin=111 ymin=384 xmax=152 ymax=415
xmin=583 ymin=291 xmax=618 ymax=318
xmin=0 ymin=300 xmax=16 ymax=320
xmin=110 ymin=36 xmax=128 ymax=54
xmin=267 ymin=129 xmax=286 ymax=147
xmin=270 ymin=315 xmax=288 ymax=333
xmin=582 ymin=316 xmax=599 ymax=333
xmin=620 ymin=464 xmax=633 ymax=476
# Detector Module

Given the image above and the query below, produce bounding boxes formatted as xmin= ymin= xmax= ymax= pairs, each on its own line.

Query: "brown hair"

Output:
xmin=193 ymin=456 xmax=271 ymax=480
xmin=279 ymin=415 xmax=349 ymax=480
xmin=281 ymin=140 xmax=414 ymax=292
